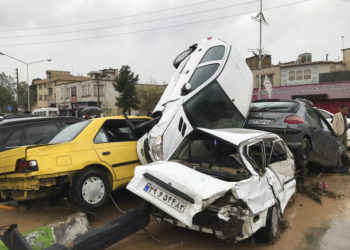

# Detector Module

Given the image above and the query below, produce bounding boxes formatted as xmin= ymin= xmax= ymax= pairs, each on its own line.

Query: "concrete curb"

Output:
xmin=0 ymin=212 xmax=90 ymax=250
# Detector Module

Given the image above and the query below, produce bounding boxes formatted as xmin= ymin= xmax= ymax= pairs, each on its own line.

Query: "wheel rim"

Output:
xmin=271 ymin=207 xmax=279 ymax=237
xmin=81 ymin=176 xmax=105 ymax=205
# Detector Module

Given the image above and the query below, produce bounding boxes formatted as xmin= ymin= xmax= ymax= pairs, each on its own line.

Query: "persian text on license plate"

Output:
xmin=144 ymin=183 xmax=187 ymax=213
xmin=248 ymin=119 xmax=271 ymax=125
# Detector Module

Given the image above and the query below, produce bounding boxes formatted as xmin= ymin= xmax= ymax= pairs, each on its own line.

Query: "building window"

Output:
xmin=296 ymin=71 xmax=303 ymax=80
xmin=71 ymin=86 xmax=77 ymax=97
xmin=94 ymin=84 xmax=104 ymax=96
xmin=44 ymin=95 xmax=47 ymax=100
xmin=39 ymin=95 xmax=42 ymax=101
xmin=66 ymin=87 xmax=70 ymax=98
xmin=39 ymin=84 xmax=42 ymax=89
xmin=304 ymin=69 xmax=311 ymax=80
xmin=82 ymin=85 xmax=89 ymax=96
xmin=44 ymin=83 xmax=47 ymax=88
xmin=289 ymin=71 xmax=295 ymax=81
xmin=48 ymin=88 xmax=52 ymax=95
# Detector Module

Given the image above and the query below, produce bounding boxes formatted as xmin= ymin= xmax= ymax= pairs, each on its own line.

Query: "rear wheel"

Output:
xmin=295 ymin=138 xmax=311 ymax=175
xmin=335 ymin=153 xmax=350 ymax=173
xmin=69 ymin=169 xmax=110 ymax=210
xmin=256 ymin=206 xmax=280 ymax=243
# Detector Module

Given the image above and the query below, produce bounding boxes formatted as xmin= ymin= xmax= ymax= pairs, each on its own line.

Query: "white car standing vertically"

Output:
xmin=137 ymin=37 xmax=253 ymax=164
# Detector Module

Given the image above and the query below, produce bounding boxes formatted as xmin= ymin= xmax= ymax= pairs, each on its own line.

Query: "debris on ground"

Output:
xmin=300 ymin=172 xmax=342 ymax=204
xmin=0 ymin=212 xmax=90 ymax=250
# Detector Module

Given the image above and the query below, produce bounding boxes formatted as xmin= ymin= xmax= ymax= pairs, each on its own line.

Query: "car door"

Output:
xmin=318 ymin=115 xmax=342 ymax=162
xmin=264 ymin=138 xmax=295 ymax=210
xmin=93 ymin=119 xmax=139 ymax=181
xmin=305 ymin=106 xmax=327 ymax=157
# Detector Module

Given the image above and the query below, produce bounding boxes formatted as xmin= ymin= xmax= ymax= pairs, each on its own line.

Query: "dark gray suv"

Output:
xmin=245 ymin=99 xmax=349 ymax=173
xmin=0 ymin=116 xmax=82 ymax=152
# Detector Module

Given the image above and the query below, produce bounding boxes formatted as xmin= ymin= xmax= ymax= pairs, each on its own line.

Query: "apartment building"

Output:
xmin=33 ymin=70 xmax=89 ymax=109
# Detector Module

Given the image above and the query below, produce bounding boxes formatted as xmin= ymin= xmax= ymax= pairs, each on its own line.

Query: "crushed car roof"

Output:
xmin=197 ymin=128 xmax=272 ymax=145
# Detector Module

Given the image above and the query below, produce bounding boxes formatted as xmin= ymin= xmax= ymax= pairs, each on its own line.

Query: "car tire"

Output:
xmin=335 ymin=153 xmax=350 ymax=174
xmin=255 ymin=206 xmax=279 ymax=243
xmin=295 ymin=138 xmax=311 ymax=174
xmin=69 ymin=169 xmax=110 ymax=210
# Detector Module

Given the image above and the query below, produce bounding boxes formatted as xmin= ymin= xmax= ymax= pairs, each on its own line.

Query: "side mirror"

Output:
xmin=181 ymin=83 xmax=192 ymax=96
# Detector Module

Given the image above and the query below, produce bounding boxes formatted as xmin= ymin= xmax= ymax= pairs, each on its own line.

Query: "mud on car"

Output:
xmin=128 ymin=128 xmax=296 ymax=242
xmin=245 ymin=99 xmax=349 ymax=173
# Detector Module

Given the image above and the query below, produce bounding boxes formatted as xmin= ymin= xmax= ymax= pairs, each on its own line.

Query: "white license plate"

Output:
xmin=144 ymin=183 xmax=187 ymax=213
xmin=247 ymin=119 xmax=271 ymax=125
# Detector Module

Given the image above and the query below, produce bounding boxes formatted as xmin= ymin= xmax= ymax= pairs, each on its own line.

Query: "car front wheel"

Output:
xmin=69 ymin=169 xmax=110 ymax=210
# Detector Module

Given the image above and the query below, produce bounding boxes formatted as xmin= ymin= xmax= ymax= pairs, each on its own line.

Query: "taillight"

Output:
xmin=16 ymin=160 xmax=38 ymax=173
xmin=284 ymin=116 xmax=305 ymax=124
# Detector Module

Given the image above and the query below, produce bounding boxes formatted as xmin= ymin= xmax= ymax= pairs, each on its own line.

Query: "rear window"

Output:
xmin=49 ymin=120 xmax=90 ymax=144
xmin=250 ymin=102 xmax=299 ymax=113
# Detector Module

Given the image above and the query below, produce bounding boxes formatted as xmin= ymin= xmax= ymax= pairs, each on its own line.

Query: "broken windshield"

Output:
xmin=184 ymin=81 xmax=245 ymax=129
xmin=171 ymin=131 xmax=250 ymax=181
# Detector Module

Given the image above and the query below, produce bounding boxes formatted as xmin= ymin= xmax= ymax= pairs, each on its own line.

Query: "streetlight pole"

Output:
xmin=0 ymin=52 xmax=51 ymax=111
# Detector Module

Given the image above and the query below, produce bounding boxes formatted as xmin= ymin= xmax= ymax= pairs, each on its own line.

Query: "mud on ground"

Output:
xmin=1 ymin=173 xmax=350 ymax=250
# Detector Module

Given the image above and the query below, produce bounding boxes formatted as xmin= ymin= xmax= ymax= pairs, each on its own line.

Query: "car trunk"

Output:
xmin=246 ymin=111 xmax=292 ymax=131
xmin=127 ymin=161 xmax=236 ymax=227
xmin=0 ymin=146 xmax=27 ymax=174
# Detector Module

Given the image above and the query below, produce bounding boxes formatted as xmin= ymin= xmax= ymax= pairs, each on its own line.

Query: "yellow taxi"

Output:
xmin=0 ymin=116 xmax=150 ymax=209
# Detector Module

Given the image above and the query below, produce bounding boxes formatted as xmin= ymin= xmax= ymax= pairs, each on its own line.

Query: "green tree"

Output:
xmin=114 ymin=65 xmax=139 ymax=114
xmin=17 ymin=82 xmax=37 ymax=111
xmin=137 ymin=84 xmax=165 ymax=115
xmin=0 ymin=72 xmax=16 ymax=113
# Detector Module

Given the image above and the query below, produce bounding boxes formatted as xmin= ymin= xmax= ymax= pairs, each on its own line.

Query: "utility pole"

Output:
xmin=15 ymin=68 xmax=19 ymax=104
xmin=341 ymin=35 xmax=344 ymax=50
xmin=251 ymin=0 xmax=268 ymax=99
xmin=97 ymin=74 xmax=100 ymax=108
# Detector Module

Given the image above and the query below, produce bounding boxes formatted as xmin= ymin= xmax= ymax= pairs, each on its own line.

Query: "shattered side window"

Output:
xmin=265 ymin=139 xmax=287 ymax=164
xmin=184 ymin=81 xmax=245 ymax=129
xmin=199 ymin=46 xmax=225 ymax=64
xmin=188 ymin=64 xmax=219 ymax=92
xmin=270 ymin=141 xmax=287 ymax=163
xmin=247 ymin=141 xmax=264 ymax=173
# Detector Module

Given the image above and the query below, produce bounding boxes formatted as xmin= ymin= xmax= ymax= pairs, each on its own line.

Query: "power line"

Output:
xmin=0 ymin=0 xmax=221 ymax=32
xmin=0 ymin=1 xmax=258 ymax=39
xmin=0 ymin=0 xmax=311 ymax=47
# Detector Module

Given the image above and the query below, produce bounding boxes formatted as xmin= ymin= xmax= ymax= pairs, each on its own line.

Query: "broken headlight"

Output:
xmin=150 ymin=136 xmax=163 ymax=161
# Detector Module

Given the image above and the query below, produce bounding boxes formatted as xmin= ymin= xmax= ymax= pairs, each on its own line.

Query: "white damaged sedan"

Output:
xmin=128 ymin=128 xmax=296 ymax=242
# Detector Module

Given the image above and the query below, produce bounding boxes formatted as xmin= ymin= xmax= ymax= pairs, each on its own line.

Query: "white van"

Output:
xmin=32 ymin=107 xmax=59 ymax=117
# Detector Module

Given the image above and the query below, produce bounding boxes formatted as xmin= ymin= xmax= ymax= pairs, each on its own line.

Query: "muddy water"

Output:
xmin=1 ymin=175 xmax=350 ymax=250
xmin=111 ymin=174 xmax=350 ymax=250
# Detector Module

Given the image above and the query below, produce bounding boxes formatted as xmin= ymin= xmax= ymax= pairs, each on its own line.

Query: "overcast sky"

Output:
xmin=0 ymin=0 xmax=349 ymax=85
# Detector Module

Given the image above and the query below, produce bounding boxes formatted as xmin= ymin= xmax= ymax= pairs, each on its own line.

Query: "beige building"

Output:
xmin=33 ymin=70 xmax=89 ymax=109
xmin=55 ymin=68 xmax=120 ymax=116
xmin=246 ymin=49 xmax=350 ymax=87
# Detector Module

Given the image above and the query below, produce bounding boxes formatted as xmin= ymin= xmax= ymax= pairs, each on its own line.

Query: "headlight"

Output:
xmin=150 ymin=136 xmax=163 ymax=161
